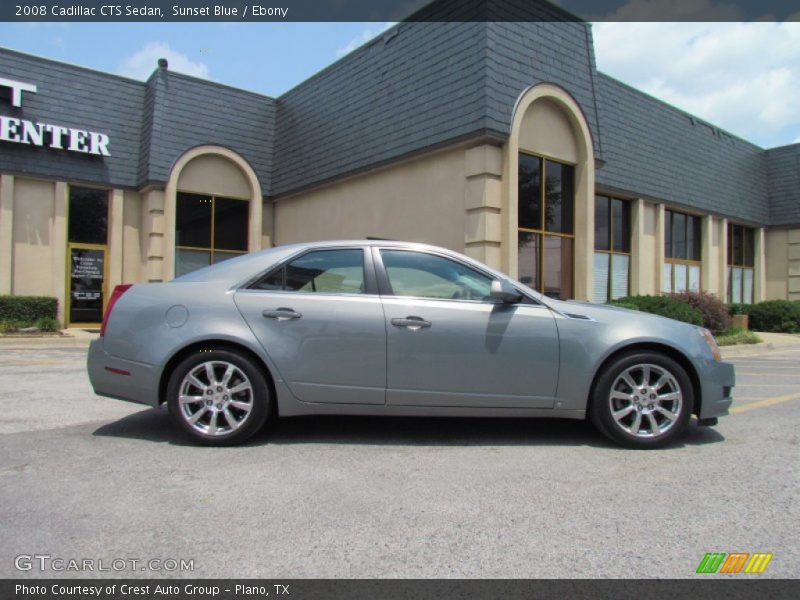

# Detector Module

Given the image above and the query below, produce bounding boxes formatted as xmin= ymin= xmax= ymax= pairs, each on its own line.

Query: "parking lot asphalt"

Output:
xmin=0 ymin=344 xmax=798 ymax=579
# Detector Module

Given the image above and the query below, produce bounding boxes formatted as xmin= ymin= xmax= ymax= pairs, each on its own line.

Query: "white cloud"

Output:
xmin=593 ymin=21 xmax=800 ymax=146
xmin=335 ymin=23 xmax=395 ymax=59
xmin=118 ymin=42 xmax=209 ymax=80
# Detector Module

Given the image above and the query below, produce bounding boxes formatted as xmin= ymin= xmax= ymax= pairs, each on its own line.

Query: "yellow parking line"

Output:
xmin=732 ymin=393 xmax=800 ymax=414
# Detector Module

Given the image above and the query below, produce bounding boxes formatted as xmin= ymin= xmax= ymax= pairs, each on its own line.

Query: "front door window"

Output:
xmin=517 ymin=153 xmax=575 ymax=299
xmin=175 ymin=192 xmax=248 ymax=276
xmin=66 ymin=187 xmax=109 ymax=326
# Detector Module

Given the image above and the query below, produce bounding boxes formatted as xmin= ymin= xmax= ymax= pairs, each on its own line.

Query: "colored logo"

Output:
xmin=696 ymin=552 xmax=773 ymax=574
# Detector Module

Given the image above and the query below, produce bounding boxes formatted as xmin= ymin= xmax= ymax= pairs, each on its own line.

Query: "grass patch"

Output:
xmin=0 ymin=318 xmax=62 ymax=335
xmin=716 ymin=328 xmax=762 ymax=347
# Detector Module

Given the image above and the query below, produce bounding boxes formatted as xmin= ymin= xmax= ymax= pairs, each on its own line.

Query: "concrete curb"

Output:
xmin=720 ymin=334 xmax=800 ymax=359
xmin=720 ymin=343 xmax=800 ymax=359
xmin=0 ymin=329 xmax=97 ymax=348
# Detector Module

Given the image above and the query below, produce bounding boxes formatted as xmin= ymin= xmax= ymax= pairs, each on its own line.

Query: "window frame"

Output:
xmin=67 ymin=185 xmax=110 ymax=245
xmin=372 ymin=247 xmax=539 ymax=305
xmin=175 ymin=191 xmax=249 ymax=275
xmin=664 ymin=209 xmax=703 ymax=294
xmin=727 ymin=223 xmax=755 ymax=304
xmin=593 ymin=195 xmax=632 ymax=302
xmin=516 ymin=151 xmax=576 ymax=299
xmin=245 ymin=246 xmax=378 ymax=296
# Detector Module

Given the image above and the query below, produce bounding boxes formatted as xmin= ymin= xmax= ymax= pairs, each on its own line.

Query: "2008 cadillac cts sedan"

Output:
xmin=88 ymin=240 xmax=735 ymax=448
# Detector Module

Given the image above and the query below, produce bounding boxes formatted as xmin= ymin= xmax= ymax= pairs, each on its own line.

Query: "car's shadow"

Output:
xmin=93 ymin=408 xmax=725 ymax=450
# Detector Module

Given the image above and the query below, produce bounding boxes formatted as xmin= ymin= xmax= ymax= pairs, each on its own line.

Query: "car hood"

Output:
xmin=541 ymin=297 xmax=701 ymax=334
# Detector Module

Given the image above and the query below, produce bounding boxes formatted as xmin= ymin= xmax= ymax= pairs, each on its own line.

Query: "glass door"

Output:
xmin=65 ymin=186 xmax=109 ymax=328
xmin=66 ymin=244 xmax=107 ymax=327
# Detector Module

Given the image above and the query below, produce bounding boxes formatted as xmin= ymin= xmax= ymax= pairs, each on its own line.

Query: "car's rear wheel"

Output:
xmin=166 ymin=349 xmax=270 ymax=445
xmin=589 ymin=351 xmax=693 ymax=449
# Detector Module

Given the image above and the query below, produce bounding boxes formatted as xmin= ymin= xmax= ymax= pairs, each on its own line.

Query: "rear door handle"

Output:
xmin=262 ymin=307 xmax=302 ymax=321
xmin=391 ymin=316 xmax=431 ymax=330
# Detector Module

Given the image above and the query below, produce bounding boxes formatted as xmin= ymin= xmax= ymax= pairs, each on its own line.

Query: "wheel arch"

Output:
xmin=587 ymin=342 xmax=702 ymax=417
xmin=158 ymin=339 xmax=278 ymax=414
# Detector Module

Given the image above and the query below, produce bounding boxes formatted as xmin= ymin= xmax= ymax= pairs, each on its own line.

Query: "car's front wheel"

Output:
xmin=589 ymin=352 xmax=694 ymax=449
xmin=166 ymin=349 xmax=270 ymax=445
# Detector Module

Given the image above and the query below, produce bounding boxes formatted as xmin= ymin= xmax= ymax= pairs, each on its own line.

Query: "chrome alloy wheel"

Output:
xmin=608 ymin=363 xmax=683 ymax=438
xmin=178 ymin=361 xmax=254 ymax=436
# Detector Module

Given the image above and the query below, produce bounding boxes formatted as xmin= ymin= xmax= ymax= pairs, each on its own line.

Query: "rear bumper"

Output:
xmin=87 ymin=339 xmax=160 ymax=407
xmin=695 ymin=358 xmax=735 ymax=419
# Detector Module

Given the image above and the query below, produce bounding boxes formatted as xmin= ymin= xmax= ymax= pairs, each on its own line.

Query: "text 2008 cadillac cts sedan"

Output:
xmin=88 ymin=240 xmax=734 ymax=448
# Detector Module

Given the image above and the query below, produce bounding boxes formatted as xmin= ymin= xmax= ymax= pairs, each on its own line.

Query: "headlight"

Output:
xmin=698 ymin=327 xmax=721 ymax=361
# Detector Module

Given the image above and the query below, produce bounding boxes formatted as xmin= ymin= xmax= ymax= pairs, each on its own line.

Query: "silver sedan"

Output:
xmin=88 ymin=240 xmax=734 ymax=448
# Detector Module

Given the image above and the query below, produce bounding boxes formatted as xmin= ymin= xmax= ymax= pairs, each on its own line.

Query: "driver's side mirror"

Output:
xmin=489 ymin=279 xmax=522 ymax=304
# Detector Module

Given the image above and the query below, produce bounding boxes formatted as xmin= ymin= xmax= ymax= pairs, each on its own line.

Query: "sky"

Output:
xmin=1 ymin=20 xmax=798 ymax=148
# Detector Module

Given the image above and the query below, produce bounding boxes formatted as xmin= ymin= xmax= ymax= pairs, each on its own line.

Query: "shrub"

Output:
xmin=35 ymin=317 xmax=61 ymax=333
xmin=612 ymin=295 xmax=703 ymax=327
xmin=606 ymin=301 xmax=640 ymax=312
xmin=0 ymin=295 xmax=58 ymax=322
xmin=727 ymin=303 xmax=750 ymax=316
xmin=670 ymin=291 xmax=732 ymax=335
xmin=746 ymin=300 xmax=800 ymax=333
xmin=0 ymin=320 xmax=24 ymax=334
xmin=715 ymin=329 xmax=762 ymax=347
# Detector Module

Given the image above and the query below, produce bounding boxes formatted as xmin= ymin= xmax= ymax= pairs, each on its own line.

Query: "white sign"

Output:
xmin=0 ymin=76 xmax=111 ymax=157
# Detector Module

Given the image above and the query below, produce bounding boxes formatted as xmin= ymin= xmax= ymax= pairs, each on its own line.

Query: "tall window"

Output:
xmin=664 ymin=210 xmax=701 ymax=293
xmin=728 ymin=223 xmax=755 ymax=304
xmin=593 ymin=195 xmax=631 ymax=303
xmin=67 ymin=187 xmax=109 ymax=325
xmin=175 ymin=192 xmax=248 ymax=276
xmin=69 ymin=187 xmax=108 ymax=245
xmin=517 ymin=153 xmax=575 ymax=299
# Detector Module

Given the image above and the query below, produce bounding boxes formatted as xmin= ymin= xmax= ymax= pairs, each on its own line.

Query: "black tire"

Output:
xmin=166 ymin=348 xmax=271 ymax=446
xmin=589 ymin=351 xmax=694 ymax=449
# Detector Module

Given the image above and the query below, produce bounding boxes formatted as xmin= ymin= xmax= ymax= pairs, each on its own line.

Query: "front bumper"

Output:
xmin=87 ymin=339 xmax=160 ymax=407
xmin=695 ymin=358 xmax=735 ymax=419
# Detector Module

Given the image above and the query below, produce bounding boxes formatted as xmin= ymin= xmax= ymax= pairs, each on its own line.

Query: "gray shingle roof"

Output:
xmin=272 ymin=22 xmax=490 ymax=196
xmin=484 ymin=20 xmax=603 ymax=157
xmin=2 ymin=14 xmax=797 ymax=228
xmin=766 ymin=144 xmax=800 ymax=227
xmin=0 ymin=49 xmax=145 ymax=187
xmin=0 ymin=49 xmax=274 ymax=195
xmin=139 ymin=70 xmax=274 ymax=194
xmin=595 ymin=73 xmax=770 ymax=225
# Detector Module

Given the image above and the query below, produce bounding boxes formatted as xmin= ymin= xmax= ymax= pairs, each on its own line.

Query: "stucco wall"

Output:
xmin=177 ymin=154 xmax=252 ymax=199
xmin=12 ymin=177 xmax=56 ymax=296
xmin=122 ymin=190 xmax=143 ymax=284
xmin=518 ymin=98 xmax=579 ymax=164
xmin=274 ymin=147 xmax=467 ymax=251
xmin=765 ymin=230 xmax=789 ymax=300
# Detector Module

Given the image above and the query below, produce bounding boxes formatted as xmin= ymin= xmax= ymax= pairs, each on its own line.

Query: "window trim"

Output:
xmin=517 ymin=151 xmax=576 ymax=299
xmin=175 ymin=192 xmax=249 ymax=273
xmin=593 ymin=195 xmax=632 ymax=302
xmin=67 ymin=185 xmax=111 ymax=246
xmin=664 ymin=209 xmax=702 ymax=293
xmin=727 ymin=223 xmax=755 ymax=304
xmin=243 ymin=246 xmax=379 ymax=296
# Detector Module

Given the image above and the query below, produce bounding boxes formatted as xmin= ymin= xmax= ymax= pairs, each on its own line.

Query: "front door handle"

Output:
xmin=391 ymin=316 xmax=431 ymax=331
xmin=262 ymin=307 xmax=302 ymax=321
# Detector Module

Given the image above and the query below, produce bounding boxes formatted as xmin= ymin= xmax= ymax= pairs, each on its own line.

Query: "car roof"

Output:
xmin=172 ymin=239 xmax=450 ymax=284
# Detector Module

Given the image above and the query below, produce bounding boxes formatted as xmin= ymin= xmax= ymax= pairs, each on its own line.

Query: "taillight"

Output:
xmin=100 ymin=284 xmax=132 ymax=337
